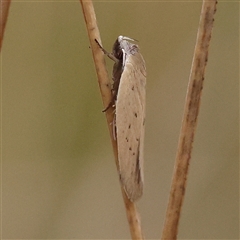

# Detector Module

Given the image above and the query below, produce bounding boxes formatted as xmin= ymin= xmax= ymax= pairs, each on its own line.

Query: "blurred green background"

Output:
xmin=1 ymin=1 xmax=238 ymax=239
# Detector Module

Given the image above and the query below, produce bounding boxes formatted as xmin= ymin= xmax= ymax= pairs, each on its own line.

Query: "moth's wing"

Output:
xmin=116 ymin=52 xmax=146 ymax=202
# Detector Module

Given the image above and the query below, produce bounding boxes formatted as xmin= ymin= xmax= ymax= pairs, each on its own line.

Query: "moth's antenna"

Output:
xmin=119 ymin=35 xmax=138 ymax=42
xmin=95 ymin=39 xmax=119 ymax=63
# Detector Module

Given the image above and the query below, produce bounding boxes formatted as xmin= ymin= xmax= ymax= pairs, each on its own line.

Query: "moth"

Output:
xmin=96 ymin=36 xmax=146 ymax=202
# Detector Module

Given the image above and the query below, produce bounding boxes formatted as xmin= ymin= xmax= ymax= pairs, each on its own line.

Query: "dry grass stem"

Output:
xmin=161 ymin=1 xmax=218 ymax=239
xmin=0 ymin=0 xmax=11 ymax=51
xmin=80 ymin=1 xmax=144 ymax=239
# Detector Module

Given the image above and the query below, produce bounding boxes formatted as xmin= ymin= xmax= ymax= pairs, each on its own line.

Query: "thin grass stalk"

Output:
xmin=161 ymin=1 xmax=218 ymax=239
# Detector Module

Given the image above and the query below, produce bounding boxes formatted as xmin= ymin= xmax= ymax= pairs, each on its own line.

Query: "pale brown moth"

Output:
xmin=96 ymin=36 xmax=146 ymax=202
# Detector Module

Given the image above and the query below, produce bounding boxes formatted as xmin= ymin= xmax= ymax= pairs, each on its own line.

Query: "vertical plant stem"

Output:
xmin=0 ymin=0 xmax=11 ymax=51
xmin=161 ymin=1 xmax=217 ymax=239
xmin=79 ymin=1 xmax=144 ymax=239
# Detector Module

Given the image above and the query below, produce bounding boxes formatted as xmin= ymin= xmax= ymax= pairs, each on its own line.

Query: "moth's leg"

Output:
xmin=102 ymin=101 xmax=114 ymax=112
xmin=95 ymin=39 xmax=119 ymax=63
xmin=105 ymin=109 xmax=116 ymax=140
xmin=111 ymin=113 xmax=117 ymax=141
xmin=122 ymin=48 xmax=127 ymax=68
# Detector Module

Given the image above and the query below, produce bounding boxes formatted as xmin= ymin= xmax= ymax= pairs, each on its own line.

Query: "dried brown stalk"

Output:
xmin=0 ymin=0 xmax=11 ymax=51
xmin=161 ymin=1 xmax=218 ymax=239
xmin=79 ymin=1 xmax=144 ymax=239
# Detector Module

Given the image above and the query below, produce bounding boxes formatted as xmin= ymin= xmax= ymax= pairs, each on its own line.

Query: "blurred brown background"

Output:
xmin=1 ymin=1 xmax=238 ymax=239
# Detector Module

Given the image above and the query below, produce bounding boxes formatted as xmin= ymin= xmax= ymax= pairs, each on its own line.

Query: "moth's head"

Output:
xmin=112 ymin=35 xmax=138 ymax=61
xmin=112 ymin=38 xmax=123 ymax=61
xmin=113 ymin=35 xmax=139 ymax=59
